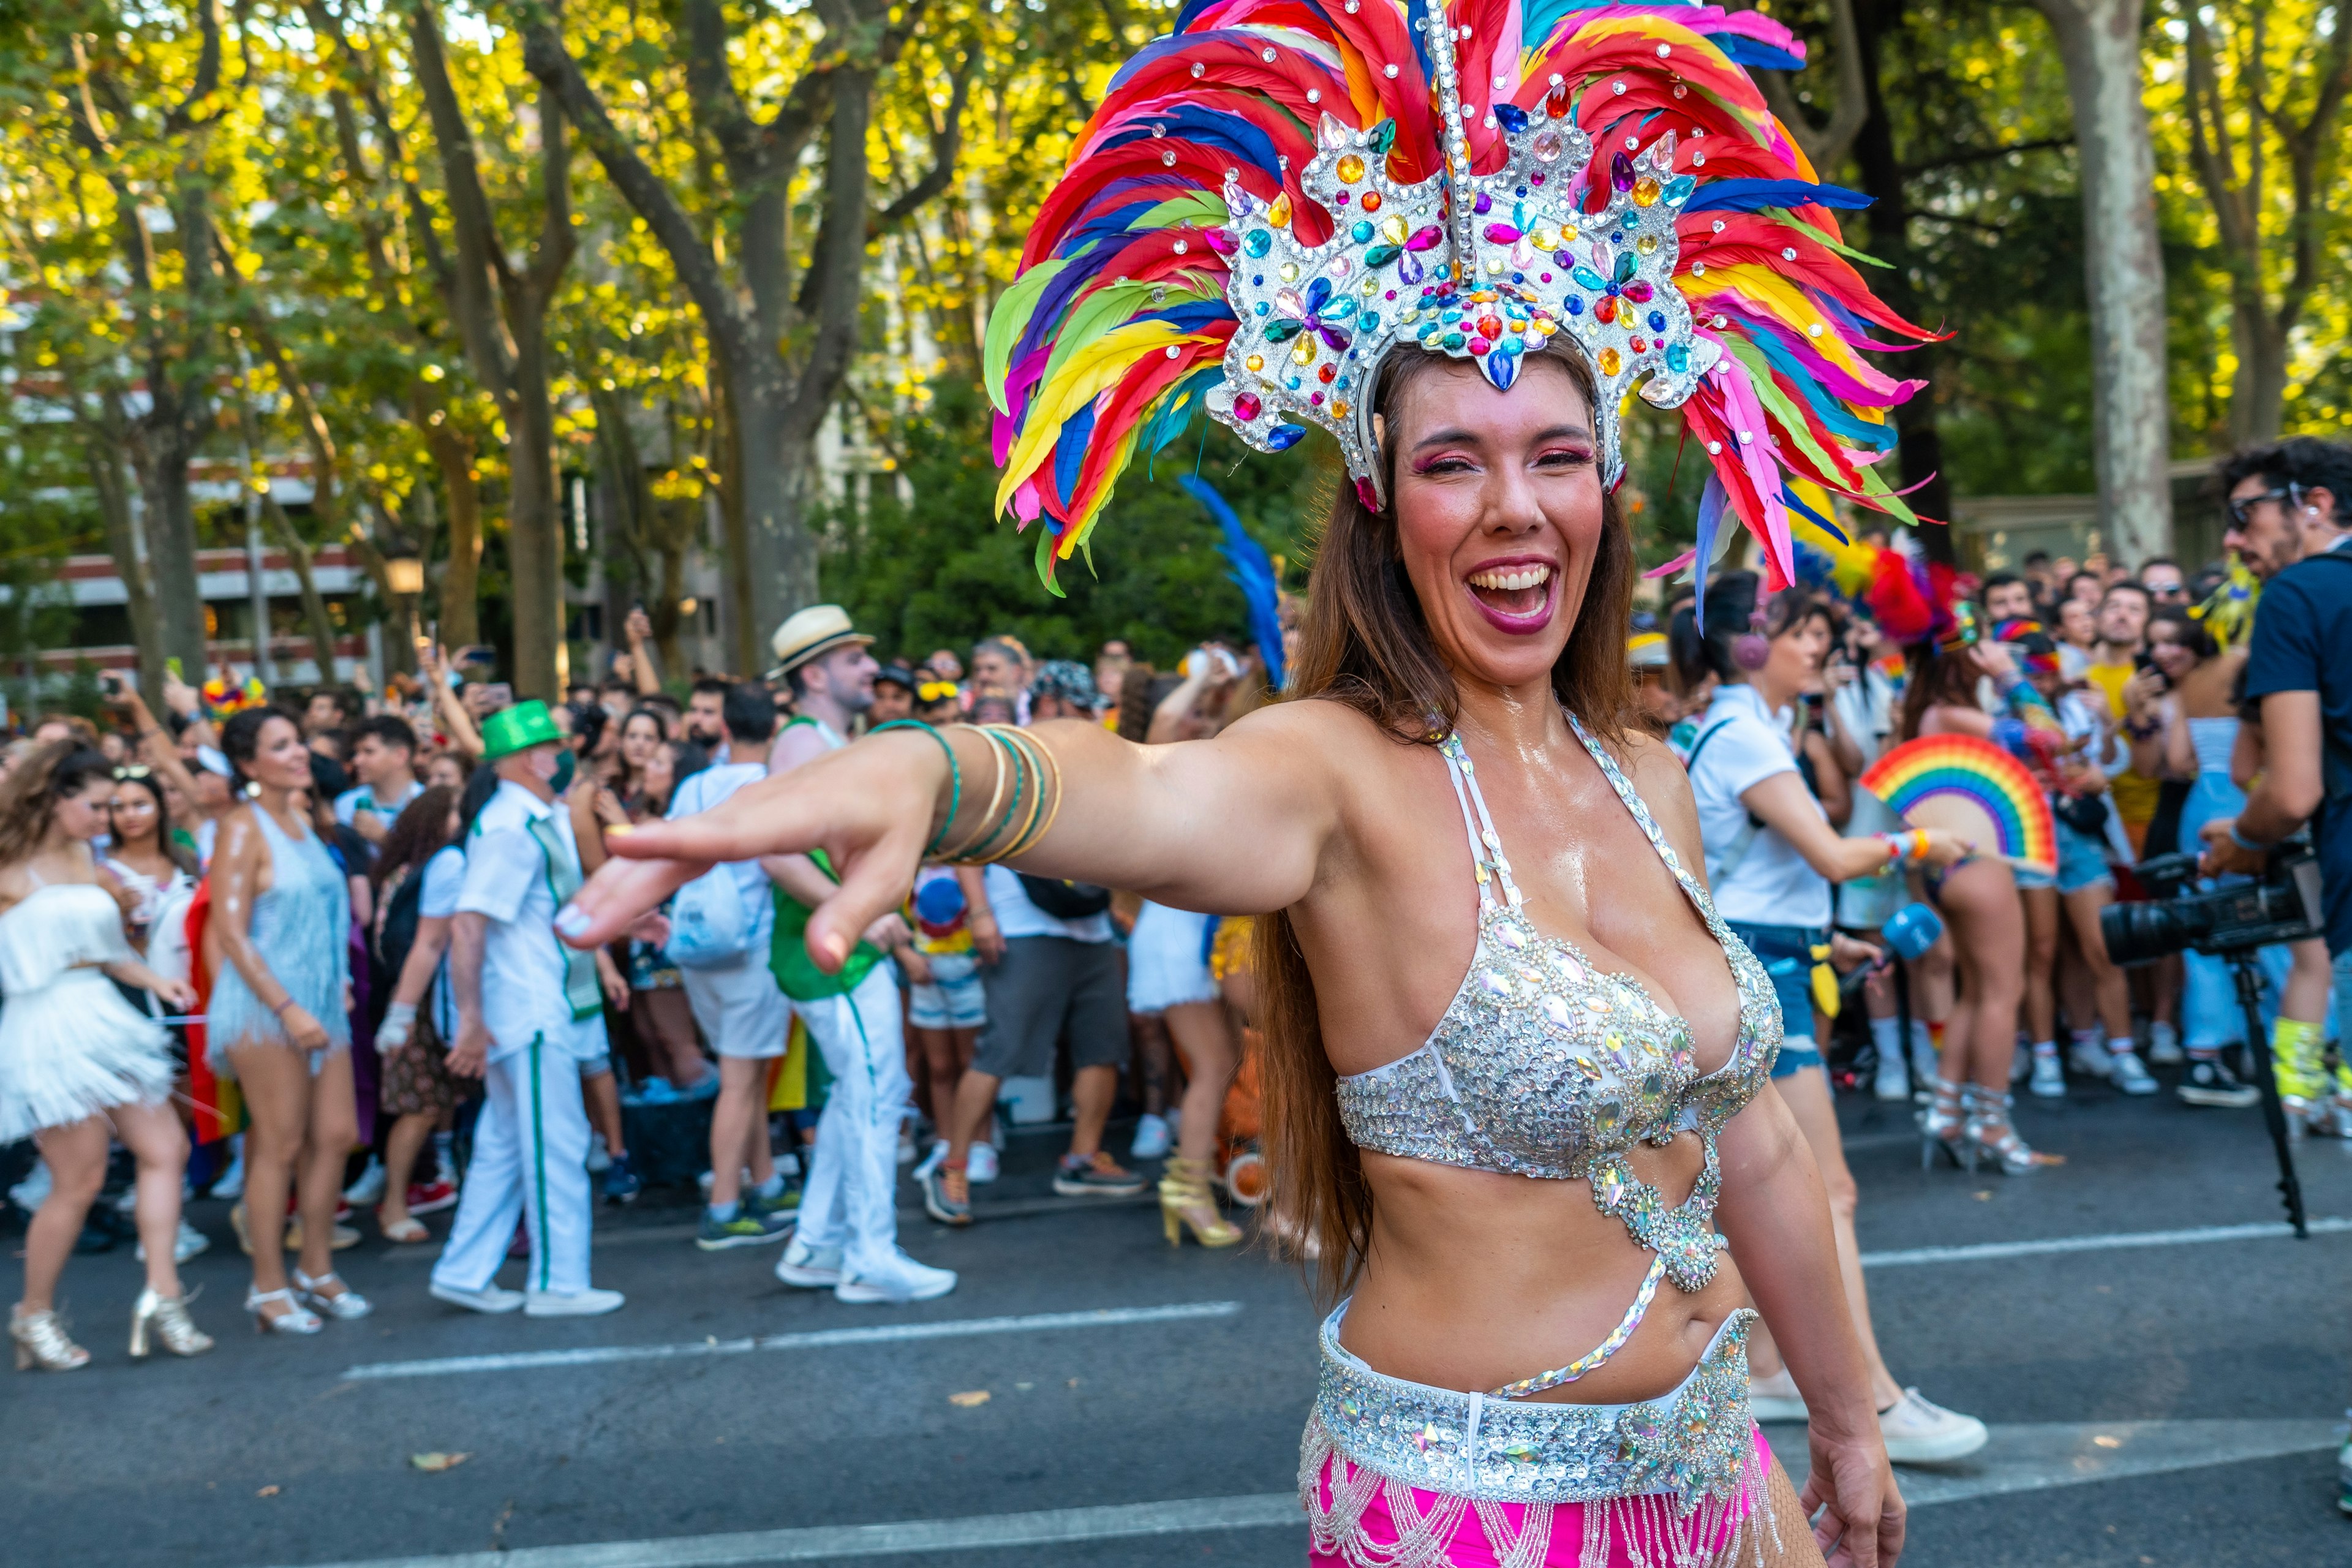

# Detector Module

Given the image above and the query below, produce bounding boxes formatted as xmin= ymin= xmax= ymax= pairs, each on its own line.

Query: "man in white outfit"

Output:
xmin=430 ymin=701 xmax=627 ymax=1318
xmin=764 ymin=605 xmax=956 ymax=1304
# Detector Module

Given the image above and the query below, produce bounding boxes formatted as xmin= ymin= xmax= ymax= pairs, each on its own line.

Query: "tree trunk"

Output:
xmin=505 ymin=313 xmax=567 ymax=699
xmin=129 ymin=418 xmax=210 ymax=679
xmin=86 ymin=421 xmax=167 ymax=703
xmin=417 ymin=412 xmax=483 ymax=648
xmin=2231 ymin=304 xmax=2290 ymax=447
xmin=2032 ymin=0 xmax=2172 ymax=564
xmin=261 ymin=491 xmax=343 ymax=683
xmin=1849 ymin=0 xmax=1956 ymax=566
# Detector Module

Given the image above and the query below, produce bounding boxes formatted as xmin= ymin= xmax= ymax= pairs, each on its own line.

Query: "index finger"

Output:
xmin=557 ymin=853 xmax=709 ymax=948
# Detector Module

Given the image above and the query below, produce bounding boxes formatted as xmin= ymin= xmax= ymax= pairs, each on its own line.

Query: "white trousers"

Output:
xmin=432 ymin=1033 xmax=594 ymax=1297
xmin=792 ymin=966 xmax=909 ymax=1278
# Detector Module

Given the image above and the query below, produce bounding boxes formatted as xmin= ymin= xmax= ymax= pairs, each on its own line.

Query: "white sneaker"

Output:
xmin=912 ymin=1139 xmax=950 ymax=1181
xmin=2146 ymin=1020 xmax=2184 ymax=1066
xmin=2068 ymin=1039 xmax=2113 ymax=1082
xmin=1131 ymin=1112 xmax=1172 ymax=1160
xmin=7 ymin=1159 xmax=51 ymax=1213
xmin=897 ymin=1132 xmax=919 ymax=1166
xmin=585 ymin=1141 xmax=611 ymax=1174
xmin=431 ymin=1280 xmax=526 ymax=1314
xmin=967 ymin=1142 xmax=1000 ymax=1185
xmin=2028 ymin=1051 xmax=2067 ymax=1100
xmin=775 ymin=1237 xmax=845 ymax=1288
xmin=1877 ymin=1388 xmax=1988 ymax=1463
xmin=2108 ymin=1049 xmax=2159 ymax=1095
xmin=1747 ymin=1365 xmax=1808 ymax=1423
xmin=835 ymin=1249 xmax=958 ymax=1304
xmin=1872 ymin=1050 xmax=1910 ymax=1103
xmin=342 ymin=1157 xmax=387 ymax=1206
xmin=137 ymin=1218 xmax=211 ymax=1264
xmin=524 ymin=1287 xmax=626 ymax=1317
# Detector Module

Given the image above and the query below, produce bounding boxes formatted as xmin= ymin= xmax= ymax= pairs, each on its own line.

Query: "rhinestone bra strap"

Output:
xmin=1487 ymin=1253 xmax=1669 ymax=1400
xmin=1564 ymin=713 xmax=1730 ymax=943
xmin=1438 ymin=732 xmax=1521 ymax=911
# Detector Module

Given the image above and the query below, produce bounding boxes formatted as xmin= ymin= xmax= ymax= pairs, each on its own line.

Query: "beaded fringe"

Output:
xmin=1300 ymin=1418 xmax=1776 ymax=1568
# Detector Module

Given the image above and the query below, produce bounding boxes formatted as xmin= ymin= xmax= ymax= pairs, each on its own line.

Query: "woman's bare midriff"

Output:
xmin=1336 ymin=1141 xmax=1748 ymax=1405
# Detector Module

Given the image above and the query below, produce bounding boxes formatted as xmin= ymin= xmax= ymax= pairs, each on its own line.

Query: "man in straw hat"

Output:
xmin=430 ymin=701 xmax=628 ymax=1318
xmin=761 ymin=606 xmax=956 ymax=1303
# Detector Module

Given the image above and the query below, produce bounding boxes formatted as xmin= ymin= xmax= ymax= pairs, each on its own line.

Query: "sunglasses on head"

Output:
xmin=113 ymin=766 xmax=154 ymax=782
xmin=2227 ymin=484 xmax=2301 ymax=527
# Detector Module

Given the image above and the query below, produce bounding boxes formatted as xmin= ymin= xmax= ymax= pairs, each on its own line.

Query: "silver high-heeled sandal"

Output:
xmin=245 ymin=1287 xmax=323 ymax=1335
xmin=292 ymin=1268 xmax=373 ymax=1321
xmin=1964 ymin=1091 xmax=2064 ymax=1175
xmin=129 ymin=1287 xmax=215 ymax=1359
xmin=10 ymin=1305 xmax=90 ymax=1371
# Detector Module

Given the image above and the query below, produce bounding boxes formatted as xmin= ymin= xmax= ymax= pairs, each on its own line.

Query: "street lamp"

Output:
xmin=384 ymin=557 xmax=426 ymax=597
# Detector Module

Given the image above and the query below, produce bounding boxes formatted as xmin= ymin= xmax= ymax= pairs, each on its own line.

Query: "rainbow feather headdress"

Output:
xmin=986 ymin=0 xmax=1934 ymax=590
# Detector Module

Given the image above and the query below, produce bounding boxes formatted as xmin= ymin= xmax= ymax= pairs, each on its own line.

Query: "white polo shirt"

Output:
xmin=456 ymin=779 xmax=607 ymax=1063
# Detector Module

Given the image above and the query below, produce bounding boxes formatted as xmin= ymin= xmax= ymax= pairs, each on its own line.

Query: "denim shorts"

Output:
xmin=1725 ymin=920 xmax=1826 ymax=1078
xmin=908 ymin=951 xmax=987 ymax=1031
xmin=2014 ymin=812 xmax=2113 ymax=895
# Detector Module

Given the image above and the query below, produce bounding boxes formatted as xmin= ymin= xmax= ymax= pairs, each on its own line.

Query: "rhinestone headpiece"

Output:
xmin=1204 ymin=13 xmax=1717 ymax=507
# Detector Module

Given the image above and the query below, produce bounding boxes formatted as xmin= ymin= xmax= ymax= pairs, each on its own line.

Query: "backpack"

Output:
xmin=371 ymin=864 xmax=426 ymax=1030
xmin=665 ymin=864 xmax=755 ymax=968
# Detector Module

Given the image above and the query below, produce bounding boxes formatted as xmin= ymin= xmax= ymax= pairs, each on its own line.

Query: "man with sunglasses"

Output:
xmin=2200 ymin=437 xmax=2352 ymax=1520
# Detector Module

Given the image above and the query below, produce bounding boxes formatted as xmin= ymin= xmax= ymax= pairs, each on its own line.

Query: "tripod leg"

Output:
xmin=2234 ymin=954 xmax=2309 ymax=1238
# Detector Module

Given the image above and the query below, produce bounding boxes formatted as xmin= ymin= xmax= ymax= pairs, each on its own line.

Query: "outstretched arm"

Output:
xmin=557 ymin=703 xmax=1352 ymax=967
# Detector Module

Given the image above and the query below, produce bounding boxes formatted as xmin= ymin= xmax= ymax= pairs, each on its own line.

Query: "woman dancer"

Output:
xmin=206 ymin=706 xmax=368 ymax=1332
xmin=1 ymin=744 xmax=211 ymax=1368
xmin=564 ymin=7 xmax=1918 ymax=1561
xmin=1673 ymin=576 xmax=1983 ymax=1463
xmin=1900 ymin=623 xmax=2071 ymax=1169
xmin=368 ymin=785 xmax=462 ymax=1242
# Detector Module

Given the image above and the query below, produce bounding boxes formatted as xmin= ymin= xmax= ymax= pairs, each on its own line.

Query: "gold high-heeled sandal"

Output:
xmin=1158 ymin=1156 xmax=1242 ymax=1248
xmin=129 ymin=1287 xmax=215 ymax=1360
xmin=10 ymin=1306 xmax=90 ymax=1372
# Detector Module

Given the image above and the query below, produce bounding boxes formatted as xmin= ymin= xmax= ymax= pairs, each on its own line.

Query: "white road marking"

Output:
xmin=337 ymin=1300 xmax=1242 ymax=1382
xmin=255 ymin=1419 xmax=2341 ymax=1568
xmin=1860 ymin=1215 xmax=2351 ymax=1268
xmin=1770 ymin=1417 xmax=2340 ymax=1508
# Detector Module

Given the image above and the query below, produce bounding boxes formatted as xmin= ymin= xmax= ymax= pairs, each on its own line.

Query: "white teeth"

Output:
xmin=1468 ymin=566 xmax=1554 ymax=592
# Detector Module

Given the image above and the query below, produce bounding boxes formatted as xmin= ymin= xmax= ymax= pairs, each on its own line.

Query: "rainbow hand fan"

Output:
xmin=1858 ymin=736 xmax=2055 ymax=873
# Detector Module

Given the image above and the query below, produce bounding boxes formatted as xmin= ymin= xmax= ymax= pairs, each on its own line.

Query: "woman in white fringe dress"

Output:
xmin=0 ymin=742 xmax=212 ymax=1371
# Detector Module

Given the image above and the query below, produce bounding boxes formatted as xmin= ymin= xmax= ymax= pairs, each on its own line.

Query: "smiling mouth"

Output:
xmin=1466 ymin=564 xmax=1555 ymax=619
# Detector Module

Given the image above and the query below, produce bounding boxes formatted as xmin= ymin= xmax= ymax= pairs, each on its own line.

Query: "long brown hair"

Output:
xmin=0 ymin=742 xmax=115 ymax=867
xmin=1252 ymin=342 xmax=1637 ymax=1298
xmin=1898 ymin=639 xmax=1981 ymax=742
xmin=371 ymin=784 xmax=461 ymax=893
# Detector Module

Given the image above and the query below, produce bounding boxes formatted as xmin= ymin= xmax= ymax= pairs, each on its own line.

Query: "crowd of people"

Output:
xmin=0 ymin=598 xmax=1277 ymax=1365
xmin=3 ymin=442 xmax=2346 ymax=1537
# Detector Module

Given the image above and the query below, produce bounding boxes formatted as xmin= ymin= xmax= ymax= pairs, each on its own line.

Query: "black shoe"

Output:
xmin=1053 ymin=1152 xmax=1146 ymax=1197
xmin=2177 ymin=1056 xmax=2260 ymax=1109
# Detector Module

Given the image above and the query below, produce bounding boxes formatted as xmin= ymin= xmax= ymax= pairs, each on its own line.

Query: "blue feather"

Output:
xmin=1690 ymin=473 xmax=1728 ymax=630
xmin=1180 ymin=474 xmax=1287 ymax=688
xmin=1683 ymin=179 xmax=1872 ymax=214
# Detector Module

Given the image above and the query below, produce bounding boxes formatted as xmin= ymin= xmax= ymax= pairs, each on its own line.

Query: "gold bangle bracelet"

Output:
xmin=948 ymin=728 xmax=1032 ymax=865
xmin=997 ymin=727 xmax=1066 ymax=861
xmin=981 ymin=726 xmax=1049 ymax=862
xmin=935 ymin=726 xmax=1008 ymax=862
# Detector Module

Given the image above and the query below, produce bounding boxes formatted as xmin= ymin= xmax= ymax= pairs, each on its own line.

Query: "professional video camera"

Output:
xmin=2100 ymin=846 xmax=2324 ymax=965
xmin=2101 ymin=842 xmax=2324 ymax=1237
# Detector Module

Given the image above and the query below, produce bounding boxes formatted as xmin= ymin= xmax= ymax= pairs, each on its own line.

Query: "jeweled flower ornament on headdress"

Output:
xmin=987 ymin=0 xmax=1936 ymax=595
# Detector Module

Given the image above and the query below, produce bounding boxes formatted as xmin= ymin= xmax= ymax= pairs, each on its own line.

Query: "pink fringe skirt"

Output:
xmin=1306 ymin=1422 xmax=1774 ymax=1568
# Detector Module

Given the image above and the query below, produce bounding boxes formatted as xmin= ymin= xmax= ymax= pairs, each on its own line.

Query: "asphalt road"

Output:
xmin=4 ymin=1069 xmax=2349 ymax=1568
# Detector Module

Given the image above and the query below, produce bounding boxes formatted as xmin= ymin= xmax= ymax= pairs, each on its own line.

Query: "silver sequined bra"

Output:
xmin=1333 ymin=714 xmax=1780 ymax=1396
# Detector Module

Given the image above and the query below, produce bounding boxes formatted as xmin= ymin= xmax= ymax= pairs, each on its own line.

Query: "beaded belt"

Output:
xmin=1301 ymin=1302 xmax=1760 ymax=1510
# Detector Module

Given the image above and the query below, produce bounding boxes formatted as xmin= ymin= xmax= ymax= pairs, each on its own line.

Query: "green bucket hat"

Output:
xmin=480 ymin=699 xmax=564 ymax=761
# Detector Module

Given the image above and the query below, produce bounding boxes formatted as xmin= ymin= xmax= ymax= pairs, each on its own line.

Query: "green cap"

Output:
xmin=480 ymin=699 xmax=563 ymax=761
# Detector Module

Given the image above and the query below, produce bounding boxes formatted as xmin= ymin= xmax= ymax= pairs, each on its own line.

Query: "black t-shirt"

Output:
xmin=2244 ymin=538 xmax=2352 ymax=956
